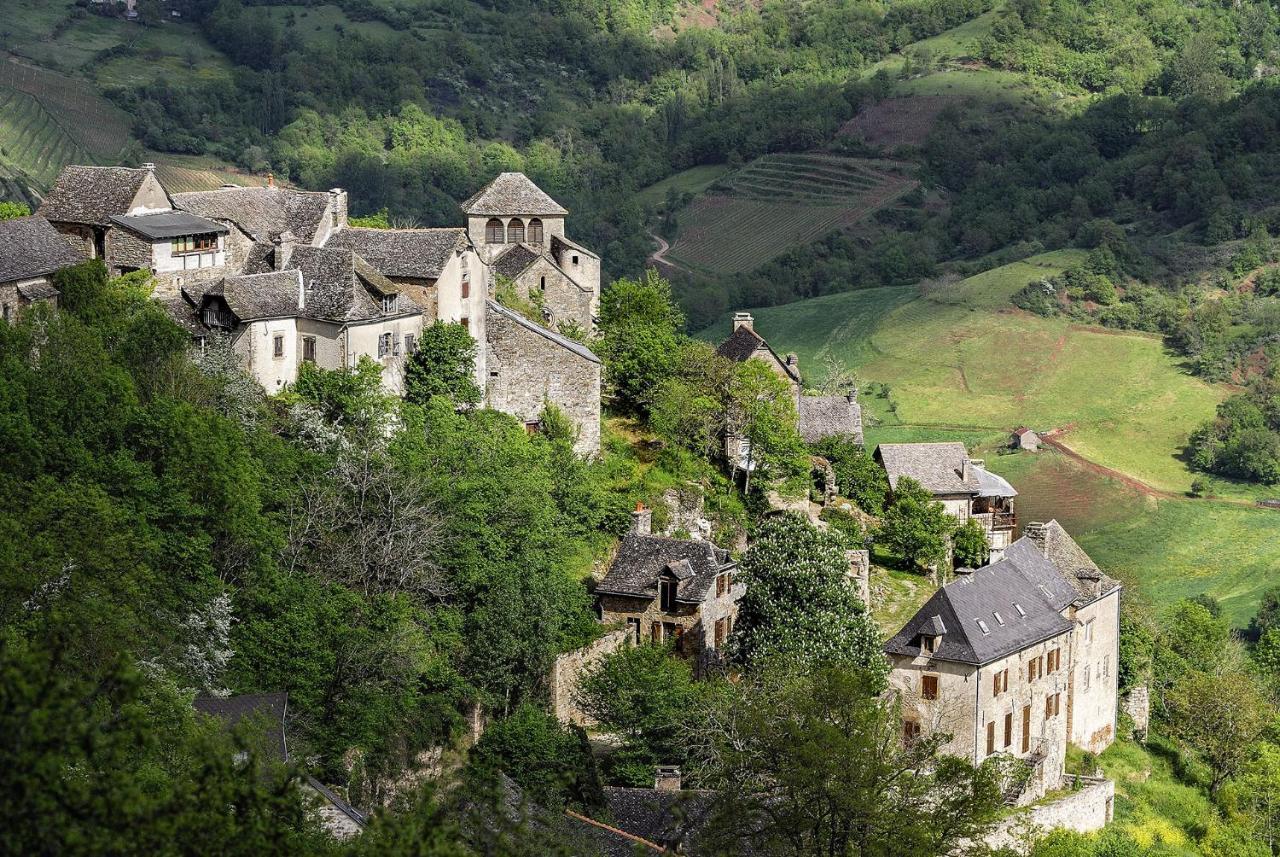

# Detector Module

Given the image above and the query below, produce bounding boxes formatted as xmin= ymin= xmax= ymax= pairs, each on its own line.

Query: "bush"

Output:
xmin=468 ymin=704 xmax=604 ymax=811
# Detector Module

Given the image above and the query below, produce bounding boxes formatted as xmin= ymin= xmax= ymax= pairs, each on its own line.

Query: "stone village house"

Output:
xmin=714 ymin=311 xmax=864 ymax=474
xmin=594 ymin=504 xmax=744 ymax=673
xmin=875 ymin=441 xmax=1018 ymax=560
xmin=884 ymin=522 xmax=1121 ymax=805
xmin=0 ymin=215 xmax=81 ymax=321
xmin=34 ymin=165 xmax=603 ymax=454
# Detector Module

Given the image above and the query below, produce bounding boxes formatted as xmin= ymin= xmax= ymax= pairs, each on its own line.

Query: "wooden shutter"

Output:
xmin=922 ymin=675 xmax=938 ymax=700
xmin=1022 ymin=706 xmax=1031 ymax=753
xmin=650 ymin=621 xmax=661 ymax=642
xmin=986 ymin=721 xmax=995 ymax=755
xmin=1004 ymin=713 xmax=1012 ymax=748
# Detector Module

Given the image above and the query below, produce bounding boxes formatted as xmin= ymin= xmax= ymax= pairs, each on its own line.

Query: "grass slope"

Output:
xmin=695 ymin=254 xmax=1280 ymax=621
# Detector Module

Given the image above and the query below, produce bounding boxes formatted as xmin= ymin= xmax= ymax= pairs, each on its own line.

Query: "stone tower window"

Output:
xmin=508 ymin=218 xmax=525 ymax=243
xmin=485 ymin=219 xmax=504 ymax=244
xmin=528 ymin=218 xmax=543 ymax=244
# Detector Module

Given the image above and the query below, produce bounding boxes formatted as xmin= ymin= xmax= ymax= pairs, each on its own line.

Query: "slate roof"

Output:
xmin=491 ymin=243 xmax=542 ymax=280
xmin=192 ymin=692 xmax=289 ymax=762
xmin=602 ymin=787 xmax=717 ymax=853
xmin=798 ymin=394 xmax=864 ymax=445
xmin=715 ymin=324 xmax=800 ymax=383
xmin=596 ymin=533 xmax=734 ymax=603
xmin=305 ymin=775 xmax=367 ymax=829
xmin=173 ymin=187 xmax=333 ymax=243
xmin=18 ymin=281 xmax=61 ymax=300
xmin=0 ymin=216 xmax=82 ymax=283
xmin=884 ymin=550 xmax=1073 ymax=666
xmin=324 ymin=227 xmax=466 ymax=279
xmin=109 ymin=211 xmax=228 ymax=240
xmin=461 ymin=172 xmax=568 ymax=216
xmin=876 ymin=442 xmax=978 ymax=494
xmin=485 ymin=299 xmax=600 ymax=364
xmin=551 ymin=233 xmax=598 ymax=260
xmin=974 ymin=465 xmax=1017 ymax=499
xmin=289 ymin=246 xmax=400 ymax=323
xmin=38 ymin=165 xmax=156 ymax=227
xmin=1026 ymin=520 xmax=1120 ymax=603
xmin=207 ymin=270 xmax=303 ymax=321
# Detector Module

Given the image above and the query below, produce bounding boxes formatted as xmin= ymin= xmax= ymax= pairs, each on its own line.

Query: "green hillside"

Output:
xmin=696 ymin=254 xmax=1280 ymax=621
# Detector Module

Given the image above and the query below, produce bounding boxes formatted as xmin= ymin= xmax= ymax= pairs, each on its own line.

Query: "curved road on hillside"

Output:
xmin=648 ymin=232 xmax=688 ymax=273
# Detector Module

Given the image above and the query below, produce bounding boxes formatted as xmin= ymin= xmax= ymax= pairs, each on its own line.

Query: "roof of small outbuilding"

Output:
xmin=38 ymin=165 xmax=157 ymax=227
xmin=0 ymin=216 xmax=83 ymax=283
xmin=192 ymin=692 xmax=289 ymax=762
xmin=325 ymin=227 xmax=466 ymax=279
xmin=798 ymin=395 xmax=864 ymax=445
xmin=715 ymin=324 xmax=801 ymax=383
xmin=461 ymin=172 xmax=568 ymax=216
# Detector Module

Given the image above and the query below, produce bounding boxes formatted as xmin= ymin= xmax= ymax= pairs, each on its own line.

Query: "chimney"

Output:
xmin=953 ymin=566 xmax=975 ymax=576
xmin=732 ymin=311 xmax=754 ymax=333
xmin=632 ymin=502 xmax=652 ymax=536
xmin=961 ymin=458 xmax=973 ymax=483
xmin=329 ymin=188 xmax=348 ymax=230
xmin=272 ymin=230 xmax=295 ymax=272
xmin=1024 ymin=522 xmax=1049 ymax=556
xmin=266 ymin=172 xmax=275 ymax=188
xmin=654 ymin=766 xmax=681 ymax=792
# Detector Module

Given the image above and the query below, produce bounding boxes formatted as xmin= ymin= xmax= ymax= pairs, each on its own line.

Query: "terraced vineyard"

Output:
xmin=152 ymin=154 xmax=272 ymax=194
xmin=664 ymin=154 xmax=917 ymax=274
xmin=0 ymin=88 xmax=91 ymax=205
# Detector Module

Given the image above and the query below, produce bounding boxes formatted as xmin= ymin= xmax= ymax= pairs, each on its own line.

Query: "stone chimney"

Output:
xmin=329 ymin=188 xmax=348 ymax=230
xmin=266 ymin=172 xmax=275 ymax=188
xmin=632 ymin=502 xmax=652 ymax=536
xmin=654 ymin=765 xmax=682 ymax=792
xmin=732 ymin=311 xmax=754 ymax=333
xmin=961 ymin=458 xmax=974 ymax=483
xmin=272 ymin=230 xmax=296 ymax=272
xmin=1024 ymin=522 xmax=1049 ymax=555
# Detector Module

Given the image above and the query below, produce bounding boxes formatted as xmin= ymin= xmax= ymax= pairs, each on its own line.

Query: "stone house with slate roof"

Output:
xmin=34 ymin=165 xmax=603 ymax=453
xmin=192 ymin=693 xmax=367 ymax=839
xmin=875 ymin=442 xmax=1018 ymax=560
xmin=594 ymin=505 xmax=743 ymax=672
xmin=886 ymin=524 xmax=1121 ymax=806
xmin=0 ymin=216 xmax=82 ymax=321
xmin=462 ymin=172 xmax=600 ymax=332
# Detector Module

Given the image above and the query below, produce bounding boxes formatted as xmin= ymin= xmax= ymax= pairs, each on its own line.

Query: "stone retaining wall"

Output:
xmin=984 ymin=777 xmax=1115 ymax=852
xmin=549 ymin=628 xmax=631 ymax=726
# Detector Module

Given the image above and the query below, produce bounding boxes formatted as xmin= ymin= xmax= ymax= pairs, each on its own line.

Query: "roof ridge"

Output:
xmin=485 ymin=299 xmax=600 ymax=364
xmin=563 ymin=809 xmax=667 ymax=853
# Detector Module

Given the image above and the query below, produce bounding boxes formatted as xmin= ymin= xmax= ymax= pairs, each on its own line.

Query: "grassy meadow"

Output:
xmin=697 ymin=253 xmax=1280 ymax=623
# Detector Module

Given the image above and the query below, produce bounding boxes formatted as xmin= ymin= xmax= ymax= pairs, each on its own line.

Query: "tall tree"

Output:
xmin=404 ymin=322 xmax=482 ymax=407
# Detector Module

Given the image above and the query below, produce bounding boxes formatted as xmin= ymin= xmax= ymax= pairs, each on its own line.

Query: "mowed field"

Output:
xmin=694 ymin=254 xmax=1280 ymax=623
xmin=664 ymin=154 xmax=917 ymax=274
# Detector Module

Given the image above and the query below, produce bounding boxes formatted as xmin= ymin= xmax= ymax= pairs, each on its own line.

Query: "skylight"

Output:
xmin=976 ymin=619 xmax=991 ymax=635
xmin=993 ymin=612 xmax=1005 ymax=626
xmin=1014 ymin=603 xmax=1026 ymax=617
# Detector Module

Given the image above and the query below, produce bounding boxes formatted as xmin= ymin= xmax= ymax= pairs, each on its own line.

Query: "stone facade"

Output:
xmin=1121 ymin=684 xmax=1150 ymax=740
xmin=549 ymin=628 xmax=632 ymax=726
xmin=1065 ymin=591 xmax=1121 ymax=753
xmin=509 ymin=253 xmax=594 ymax=331
xmin=484 ymin=301 xmax=601 ymax=456
xmin=104 ymin=226 xmax=154 ymax=276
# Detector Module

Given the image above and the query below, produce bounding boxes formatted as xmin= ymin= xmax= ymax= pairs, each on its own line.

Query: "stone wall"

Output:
xmin=1121 ymin=685 xmax=1150 ymax=740
xmin=549 ymin=628 xmax=631 ymax=726
xmin=484 ymin=302 xmax=601 ymax=456
xmin=984 ymin=777 xmax=1115 ymax=852
xmin=512 ymin=255 xmax=593 ymax=332
xmin=105 ymin=227 xmax=153 ymax=276
xmin=1067 ymin=590 xmax=1120 ymax=754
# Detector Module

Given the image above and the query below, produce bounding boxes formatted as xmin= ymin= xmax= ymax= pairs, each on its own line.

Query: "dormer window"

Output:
xmin=659 ymin=577 xmax=676 ymax=612
xmin=921 ymin=635 xmax=938 ymax=654
xmin=382 ymin=294 xmax=398 ymax=314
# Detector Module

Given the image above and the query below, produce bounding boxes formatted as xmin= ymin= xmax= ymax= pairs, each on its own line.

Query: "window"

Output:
xmin=1014 ymin=603 xmax=1026 ymax=617
xmin=1082 ymin=664 xmax=1091 ymax=691
xmin=903 ymin=720 xmax=921 ymax=747
xmin=377 ymin=332 xmax=392 ymax=358
xmin=302 ymin=336 xmax=316 ymax=363
xmin=977 ymin=619 xmax=991 ymax=635
xmin=627 ymin=618 xmax=641 ymax=643
xmin=1022 ymin=705 xmax=1031 ymax=753
xmin=539 ymin=275 xmax=546 ymax=291
xmin=572 ymin=254 xmax=579 ymax=265
xmin=392 ymin=335 xmax=401 ymax=357
xmin=651 ymin=621 xmax=661 ymax=643
xmin=507 ymin=218 xmax=525 ymax=243
xmin=993 ymin=611 xmax=1005 ymax=626
xmin=716 ymin=573 xmax=728 ymax=597
xmin=524 ymin=420 xmax=540 ymax=435
xmin=1 ymin=304 xmax=10 ymax=323
xmin=1084 ymin=619 xmax=1094 ymax=642
xmin=404 ymin=334 xmax=416 ymax=354
xmin=992 ymin=668 xmax=1008 ymax=696
xmin=668 ymin=623 xmax=683 ymax=654
xmin=485 ymin=219 xmax=504 ymax=244
xmin=715 ymin=617 xmax=729 ymax=648
xmin=922 ymin=674 xmax=939 ymax=701
xmin=273 ymin=334 xmax=284 ymax=358
xmin=1028 ymin=658 xmax=1039 ymax=682
xmin=922 ymin=635 xmax=936 ymax=655
xmin=1103 ymin=655 xmax=1110 ymax=679
xmin=528 ymin=218 xmax=544 ymax=244
xmin=382 ymin=294 xmax=398 ymax=314
xmin=461 ymin=274 xmax=471 ymax=300
xmin=659 ymin=577 xmax=676 ymax=612
xmin=1004 ymin=712 xmax=1013 ymax=748
xmin=172 ymin=233 xmax=217 ymax=254
xmin=1047 ymin=648 xmax=1060 ymax=673
xmin=1045 ymin=695 xmax=1054 ymax=720
xmin=460 ymin=317 xmax=469 ymax=332
xmin=986 ymin=721 xmax=995 ymax=756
